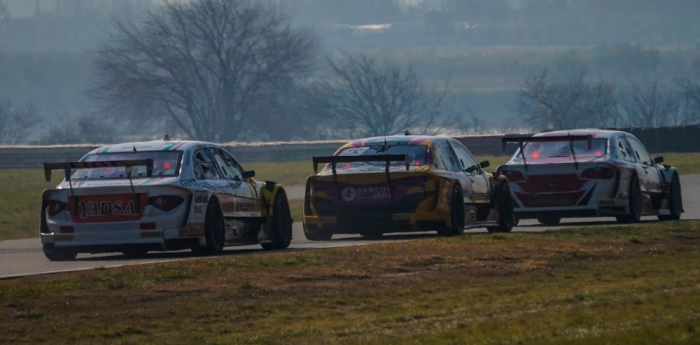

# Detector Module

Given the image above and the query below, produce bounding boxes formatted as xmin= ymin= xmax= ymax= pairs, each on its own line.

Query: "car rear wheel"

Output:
xmin=261 ymin=193 xmax=293 ymax=250
xmin=659 ymin=173 xmax=682 ymax=221
xmin=192 ymin=200 xmax=225 ymax=256
xmin=438 ymin=184 xmax=465 ymax=237
xmin=536 ymin=216 xmax=562 ymax=226
xmin=487 ymin=183 xmax=515 ymax=233
xmin=617 ymin=175 xmax=642 ymax=224
xmin=43 ymin=244 xmax=78 ymax=262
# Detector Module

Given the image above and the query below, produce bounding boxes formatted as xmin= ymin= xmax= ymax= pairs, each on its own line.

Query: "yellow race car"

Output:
xmin=303 ymin=135 xmax=515 ymax=240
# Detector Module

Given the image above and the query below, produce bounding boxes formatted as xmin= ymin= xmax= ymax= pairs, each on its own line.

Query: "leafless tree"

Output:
xmin=619 ymin=81 xmax=682 ymax=127
xmin=677 ymin=76 xmax=700 ymax=124
xmin=0 ymin=101 xmax=38 ymax=145
xmin=92 ymin=0 xmax=318 ymax=142
xmin=515 ymin=69 xmax=619 ymax=130
xmin=317 ymin=52 xmax=455 ymax=137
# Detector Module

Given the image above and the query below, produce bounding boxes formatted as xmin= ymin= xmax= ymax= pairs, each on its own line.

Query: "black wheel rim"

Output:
xmin=276 ymin=199 xmax=292 ymax=242
xmin=631 ymin=180 xmax=641 ymax=219
xmin=453 ymin=187 xmax=465 ymax=229
xmin=209 ymin=205 xmax=224 ymax=249
xmin=502 ymin=189 xmax=514 ymax=227
xmin=672 ymin=176 xmax=682 ymax=213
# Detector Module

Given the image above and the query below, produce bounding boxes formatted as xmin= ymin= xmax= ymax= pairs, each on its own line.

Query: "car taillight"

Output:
xmin=147 ymin=195 xmax=184 ymax=212
xmin=46 ymin=200 xmax=69 ymax=217
xmin=502 ymin=170 xmax=526 ymax=183
xmin=581 ymin=167 xmax=615 ymax=180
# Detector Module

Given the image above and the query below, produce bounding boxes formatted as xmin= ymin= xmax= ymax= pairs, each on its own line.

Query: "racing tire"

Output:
xmin=303 ymin=226 xmax=333 ymax=241
xmin=617 ymin=175 xmax=642 ymax=224
xmin=536 ymin=216 xmax=562 ymax=226
xmin=359 ymin=231 xmax=384 ymax=240
xmin=659 ymin=173 xmax=682 ymax=221
xmin=192 ymin=199 xmax=225 ymax=256
xmin=121 ymin=248 xmax=149 ymax=258
xmin=43 ymin=244 xmax=78 ymax=262
xmin=261 ymin=193 xmax=293 ymax=250
xmin=438 ymin=184 xmax=465 ymax=237
xmin=487 ymin=183 xmax=515 ymax=233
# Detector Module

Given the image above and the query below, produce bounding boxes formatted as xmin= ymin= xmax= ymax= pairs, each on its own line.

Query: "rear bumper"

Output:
xmin=515 ymin=200 xmax=627 ymax=219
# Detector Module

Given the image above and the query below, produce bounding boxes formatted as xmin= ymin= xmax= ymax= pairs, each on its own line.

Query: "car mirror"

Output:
xmin=479 ymin=161 xmax=490 ymax=169
xmin=653 ymin=156 xmax=664 ymax=164
xmin=242 ymin=170 xmax=255 ymax=179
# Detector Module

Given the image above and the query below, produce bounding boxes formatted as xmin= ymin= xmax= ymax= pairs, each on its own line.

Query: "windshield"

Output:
xmin=334 ymin=145 xmax=429 ymax=167
xmin=71 ymin=151 xmax=182 ymax=180
xmin=519 ymin=138 xmax=608 ymax=159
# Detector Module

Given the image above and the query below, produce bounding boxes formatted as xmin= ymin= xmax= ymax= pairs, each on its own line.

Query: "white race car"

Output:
xmin=40 ymin=137 xmax=293 ymax=261
xmin=499 ymin=129 xmax=683 ymax=225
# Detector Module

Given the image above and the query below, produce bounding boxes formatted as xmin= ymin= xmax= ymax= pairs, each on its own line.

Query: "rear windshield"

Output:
xmin=335 ymin=145 xmax=429 ymax=167
xmin=519 ymin=138 xmax=608 ymax=159
xmin=71 ymin=151 xmax=182 ymax=180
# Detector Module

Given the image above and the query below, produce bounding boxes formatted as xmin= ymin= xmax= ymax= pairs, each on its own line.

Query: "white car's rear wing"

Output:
xmin=43 ymin=159 xmax=154 ymax=214
xmin=43 ymin=159 xmax=154 ymax=182
xmin=501 ymin=134 xmax=593 ymax=170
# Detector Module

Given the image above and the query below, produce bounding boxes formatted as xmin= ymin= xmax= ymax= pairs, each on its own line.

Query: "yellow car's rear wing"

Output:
xmin=312 ymin=154 xmax=409 ymax=175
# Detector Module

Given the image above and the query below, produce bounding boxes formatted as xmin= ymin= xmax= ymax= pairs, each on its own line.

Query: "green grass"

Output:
xmin=0 ymin=152 xmax=696 ymax=241
xmin=1 ymin=221 xmax=699 ymax=344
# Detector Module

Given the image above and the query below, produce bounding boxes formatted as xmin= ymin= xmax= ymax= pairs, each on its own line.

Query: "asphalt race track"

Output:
xmin=2 ymin=176 xmax=699 ymax=280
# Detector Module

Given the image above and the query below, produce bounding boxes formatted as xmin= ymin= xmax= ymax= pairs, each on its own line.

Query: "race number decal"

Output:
xmin=68 ymin=194 xmax=147 ymax=223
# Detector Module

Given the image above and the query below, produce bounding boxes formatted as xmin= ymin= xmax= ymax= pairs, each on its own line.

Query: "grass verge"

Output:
xmin=1 ymin=221 xmax=699 ymax=344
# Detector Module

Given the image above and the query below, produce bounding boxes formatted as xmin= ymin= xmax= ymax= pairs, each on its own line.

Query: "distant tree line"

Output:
xmin=514 ymin=69 xmax=700 ymax=132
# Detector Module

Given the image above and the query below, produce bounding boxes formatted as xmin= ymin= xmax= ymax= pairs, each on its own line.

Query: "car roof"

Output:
xmin=535 ymin=129 xmax=622 ymax=139
xmin=340 ymin=135 xmax=445 ymax=149
xmin=89 ymin=140 xmax=213 ymax=154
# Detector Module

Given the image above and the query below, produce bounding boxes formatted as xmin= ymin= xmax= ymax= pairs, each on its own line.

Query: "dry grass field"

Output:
xmin=1 ymin=221 xmax=699 ymax=344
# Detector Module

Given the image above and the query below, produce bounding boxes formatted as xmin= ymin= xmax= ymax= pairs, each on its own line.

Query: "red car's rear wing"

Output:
xmin=501 ymin=134 xmax=593 ymax=170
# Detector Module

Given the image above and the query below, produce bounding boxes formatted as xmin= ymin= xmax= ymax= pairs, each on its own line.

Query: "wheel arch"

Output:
xmin=262 ymin=183 xmax=288 ymax=217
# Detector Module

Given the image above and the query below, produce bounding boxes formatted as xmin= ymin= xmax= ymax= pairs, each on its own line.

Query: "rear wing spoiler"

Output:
xmin=43 ymin=159 xmax=154 ymax=214
xmin=312 ymin=154 xmax=409 ymax=175
xmin=501 ymin=134 xmax=593 ymax=170
xmin=43 ymin=159 xmax=154 ymax=182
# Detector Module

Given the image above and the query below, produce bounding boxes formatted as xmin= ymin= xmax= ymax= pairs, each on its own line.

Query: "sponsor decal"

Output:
xmin=342 ymin=186 xmax=392 ymax=201
xmin=179 ymin=224 xmax=205 ymax=237
xmin=236 ymin=201 xmax=260 ymax=213
xmin=140 ymin=231 xmax=162 ymax=239
xmin=221 ymin=200 xmax=235 ymax=214
xmin=68 ymin=194 xmax=147 ymax=223
xmin=194 ymin=191 xmax=208 ymax=203
xmin=194 ymin=205 xmax=204 ymax=214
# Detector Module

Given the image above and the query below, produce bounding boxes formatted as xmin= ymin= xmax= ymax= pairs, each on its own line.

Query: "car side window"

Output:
xmin=627 ymin=136 xmax=653 ymax=166
xmin=193 ymin=149 xmax=221 ymax=180
xmin=617 ymin=138 xmax=636 ymax=163
xmin=438 ymin=142 xmax=461 ymax=172
xmin=449 ymin=141 xmax=480 ymax=174
xmin=211 ymin=148 xmax=243 ymax=180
